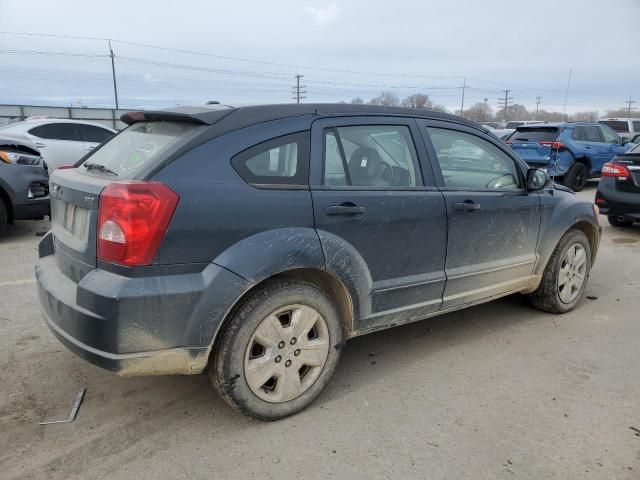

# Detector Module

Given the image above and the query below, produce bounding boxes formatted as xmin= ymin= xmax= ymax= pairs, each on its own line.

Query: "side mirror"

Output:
xmin=527 ymin=168 xmax=550 ymax=191
xmin=621 ymin=137 xmax=629 ymax=145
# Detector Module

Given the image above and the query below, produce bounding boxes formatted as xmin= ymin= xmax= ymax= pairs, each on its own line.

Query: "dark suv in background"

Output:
xmin=506 ymin=122 xmax=634 ymax=191
xmin=0 ymin=134 xmax=49 ymax=234
xmin=596 ymin=142 xmax=640 ymax=227
xmin=36 ymin=104 xmax=600 ymax=420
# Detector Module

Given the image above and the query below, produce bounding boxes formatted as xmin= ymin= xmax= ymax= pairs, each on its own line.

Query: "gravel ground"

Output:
xmin=1 ymin=182 xmax=639 ymax=480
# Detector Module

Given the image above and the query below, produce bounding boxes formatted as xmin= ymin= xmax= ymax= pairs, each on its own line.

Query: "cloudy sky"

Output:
xmin=0 ymin=0 xmax=639 ymax=115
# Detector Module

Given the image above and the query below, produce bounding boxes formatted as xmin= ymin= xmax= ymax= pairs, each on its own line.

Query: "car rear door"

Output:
xmin=76 ymin=124 xmax=116 ymax=154
xmin=27 ymin=123 xmax=86 ymax=170
xmin=309 ymin=116 xmax=447 ymax=332
xmin=418 ymin=120 xmax=541 ymax=309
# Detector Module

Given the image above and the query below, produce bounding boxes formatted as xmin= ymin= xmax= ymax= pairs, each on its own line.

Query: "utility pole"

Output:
xmin=535 ymin=96 xmax=542 ymax=119
xmin=625 ymin=94 xmax=635 ymax=116
xmin=498 ymin=89 xmax=513 ymax=123
xmin=483 ymin=98 xmax=489 ymax=122
xmin=459 ymin=78 xmax=468 ymax=117
xmin=292 ymin=74 xmax=306 ymax=104
xmin=108 ymin=39 xmax=119 ymax=110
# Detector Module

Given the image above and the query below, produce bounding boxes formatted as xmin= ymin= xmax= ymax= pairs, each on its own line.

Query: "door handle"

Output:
xmin=85 ymin=146 xmax=95 ymax=151
xmin=324 ymin=203 xmax=365 ymax=216
xmin=453 ymin=201 xmax=481 ymax=212
xmin=584 ymin=146 xmax=591 ymax=149
xmin=34 ymin=142 xmax=47 ymax=148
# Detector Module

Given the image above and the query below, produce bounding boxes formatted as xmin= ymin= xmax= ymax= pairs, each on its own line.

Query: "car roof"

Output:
xmin=599 ymin=117 xmax=640 ymax=121
xmin=121 ymin=103 xmax=487 ymax=133
xmin=0 ymin=118 xmax=116 ymax=132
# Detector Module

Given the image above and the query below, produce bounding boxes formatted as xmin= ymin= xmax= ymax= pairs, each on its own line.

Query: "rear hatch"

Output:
xmin=506 ymin=126 xmax=561 ymax=166
xmin=49 ymin=120 xmax=205 ymax=282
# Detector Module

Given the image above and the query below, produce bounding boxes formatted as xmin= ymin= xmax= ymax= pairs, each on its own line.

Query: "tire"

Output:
xmin=529 ymin=229 xmax=591 ymax=314
xmin=210 ymin=279 xmax=344 ymax=420
xmin=562 ymin=162 xmax=588 ymax=192
xmin=607 ymin=215 xmax=634 ymax=228
xmin=0 ymin=198 xmax=7 ymax=236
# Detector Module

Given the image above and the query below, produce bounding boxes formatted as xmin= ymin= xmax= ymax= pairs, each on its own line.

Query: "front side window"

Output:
xmin=427 ymin=128 xmax=521 ymax=190
xmin=231 ymin=132 xmax=309 ymax=186
xmin=29 ymin=123 xmax=81 ymax=141
xmin=322 ymin=125 xmax=421 ymax=188
xmin=600 ymin=125 xmax=620 ymax=144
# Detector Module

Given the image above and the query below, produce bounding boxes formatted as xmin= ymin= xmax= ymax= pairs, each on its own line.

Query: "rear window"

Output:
xmin=79 ymin=121 xmax=201 ymax=178
xmin=507 ymin=127 xmax=559 ymax=143
xmin=599 ymin=120 xmax=628 ymax=133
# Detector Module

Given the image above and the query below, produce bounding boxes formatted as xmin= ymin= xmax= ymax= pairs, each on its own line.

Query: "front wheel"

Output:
xmin=607 ymin=215 xmax=634 ymax=228
xmin=210 ymin=279 xmax=344 ymax=420
xmin=562 ymin=162 xmax=588 ymax=192
xmin=529 ymin=229 xmax=591 ymax=314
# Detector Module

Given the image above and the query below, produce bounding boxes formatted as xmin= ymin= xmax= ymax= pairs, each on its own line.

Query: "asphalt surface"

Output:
xmin=1 ymin=182 xmax=639 ymax=480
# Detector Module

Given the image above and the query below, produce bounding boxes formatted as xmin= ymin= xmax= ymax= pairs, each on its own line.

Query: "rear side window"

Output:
xmin=508 ymin=127 xmax=559 ymax=143
xmin=29 ymin=123 xmax=81 ymax=141
xmin=599 ymin=120 xmax=628 ymax=133
xmin=574 ymin=125 xmax=602 ymax=142
xmin=323 ymin=125 xmax=421 ymax=188
xmin=633 ymin=121 xmax=640 ymax=132
xmin=231 ymin=132 xmax=309 ymax=187
xmin=79 ymin=121 xmax=201 ymax=179
xmin=77 ymin=124 xmax=114 ymax=143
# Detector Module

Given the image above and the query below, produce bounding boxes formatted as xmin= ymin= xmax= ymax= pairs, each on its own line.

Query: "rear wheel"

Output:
xmin=562 ymin=162 xmax=588 ymax=192
xmin=607 ymin=215 xmax=634 ymax=228
xmin=0 ymin=198 xmax=7 ymax=235
xmin=529 ymin=229 xmax=591 ymax=313
xmin=210 ymin=279 xmax=344 ymax=420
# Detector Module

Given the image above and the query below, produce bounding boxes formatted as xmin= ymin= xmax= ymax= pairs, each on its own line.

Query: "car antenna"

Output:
xmin=554 ymin=68 xmax=572 ymax=184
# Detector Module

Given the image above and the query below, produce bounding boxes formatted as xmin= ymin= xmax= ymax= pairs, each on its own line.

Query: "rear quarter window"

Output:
xmin=79 ymin=121 xmax=202 ymax=179
xmin=231 ymin=132 xmax=310 ymax=187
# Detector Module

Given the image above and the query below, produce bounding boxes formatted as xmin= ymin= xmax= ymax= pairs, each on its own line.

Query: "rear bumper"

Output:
xmin=596 ymin=179 xmax=640 ymax=218
xmin=35 ymin=233 xmax=251 ymax=376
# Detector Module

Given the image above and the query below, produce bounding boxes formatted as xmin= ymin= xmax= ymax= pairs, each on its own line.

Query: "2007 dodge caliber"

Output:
xmin=36 ymin=104 xmax=601 ymax=420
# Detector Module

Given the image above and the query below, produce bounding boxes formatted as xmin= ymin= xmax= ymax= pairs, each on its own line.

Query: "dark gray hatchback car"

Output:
xmin=36 ymin=104 xmax=601 ymax=420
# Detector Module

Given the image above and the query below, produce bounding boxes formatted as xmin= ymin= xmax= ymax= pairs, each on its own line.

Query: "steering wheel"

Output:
xmin=373 ymin=162 xmax=394 ymax=186
xmin=486 ymin=173 xmax=517 ymax=189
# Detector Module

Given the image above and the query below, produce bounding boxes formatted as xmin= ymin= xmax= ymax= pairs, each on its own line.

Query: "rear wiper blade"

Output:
xmin=83 ymin=162 xmax=118 ymax=176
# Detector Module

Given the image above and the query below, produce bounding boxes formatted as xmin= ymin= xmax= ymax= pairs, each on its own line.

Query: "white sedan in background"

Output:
xmin=0 ymin=118 xmax=116 ymax=171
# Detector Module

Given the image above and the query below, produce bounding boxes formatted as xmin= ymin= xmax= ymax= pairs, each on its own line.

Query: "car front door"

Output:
xmin=310 ymin=116 xmax=448 ymax=333
xmin=27 ymin=123 xmax=86 ymax=170
xmin=418 ymin=120 xmax=541 ymax=310
xmin=76 ymin=124 xmax=116 ymax=154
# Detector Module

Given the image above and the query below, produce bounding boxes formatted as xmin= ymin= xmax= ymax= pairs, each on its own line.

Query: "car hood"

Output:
xmin=0 ymin=133 xmax=41 ymax=156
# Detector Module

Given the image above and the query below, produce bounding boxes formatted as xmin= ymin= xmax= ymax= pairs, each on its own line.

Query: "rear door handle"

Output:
xmin=584 ymin=145 xmax=591 ymax=149
xmin=34 ymin=142 xmax=47 ymax=148
xmin=324 ymin=203 xmax=365 ymax=216
xmin=453 ymin=201 xmax=481 ymax=212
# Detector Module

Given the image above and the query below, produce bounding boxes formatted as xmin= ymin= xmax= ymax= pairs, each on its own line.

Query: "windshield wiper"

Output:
xmin=83 ymin=162 xmax=118 ymax=176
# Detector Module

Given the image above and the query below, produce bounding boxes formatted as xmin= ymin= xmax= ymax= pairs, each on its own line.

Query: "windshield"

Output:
xmin=599 ymin=120 xmax=628 ymax=133
xmin=507 ymin=127 xmax=559 ymax=143
xmin=79 ymin=121 xmax=201 ymax=178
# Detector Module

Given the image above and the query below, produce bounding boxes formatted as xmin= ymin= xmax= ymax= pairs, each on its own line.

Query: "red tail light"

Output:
xmin=601 ymin=162 xmax=630 ymax=179
xmin=539 ymin=141 xmax=566 ymax=150
xmin=97 ymin=182 xmax=179 ymax=266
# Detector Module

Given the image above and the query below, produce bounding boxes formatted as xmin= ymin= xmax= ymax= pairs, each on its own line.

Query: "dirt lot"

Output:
xmin=1 ymin=183 xmax=639 ymax=480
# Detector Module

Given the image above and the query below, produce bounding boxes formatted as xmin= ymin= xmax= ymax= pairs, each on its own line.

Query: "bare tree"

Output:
xmin=401 ymin=93 xmax=433 ymax=109
xmin=605 ymin=108 xmax=632 ymax=117
xmin=369 ymin=91 xmax=400 ymax=107
xmin=431 ymin=104 xmax=448 ymax=113
xmin=463 ymin=102 xmax=494 ymax=122
xmin=350 ymin=97 xmax=364 ymax=104
xmin=571 ymin=111 xmax=599 ymax=122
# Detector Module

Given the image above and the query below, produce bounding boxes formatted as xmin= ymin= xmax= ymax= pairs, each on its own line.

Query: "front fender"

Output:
xmin=532 ymin=188 xmax=600 ymax=281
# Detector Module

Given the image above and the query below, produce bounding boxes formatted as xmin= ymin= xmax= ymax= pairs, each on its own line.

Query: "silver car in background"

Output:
xmin=0 ymin=118 xmax=116 ymax=171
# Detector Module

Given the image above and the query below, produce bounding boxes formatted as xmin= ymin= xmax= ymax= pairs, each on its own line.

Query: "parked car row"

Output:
xmin=0 ymin=118 xmax=116 ymax=235
xmin=504 ymin=122 xmax=635 ymax=191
